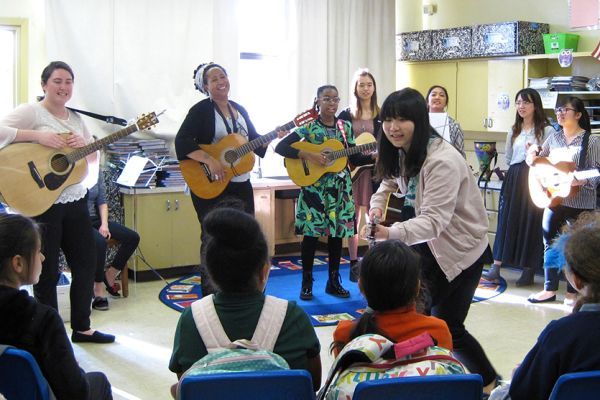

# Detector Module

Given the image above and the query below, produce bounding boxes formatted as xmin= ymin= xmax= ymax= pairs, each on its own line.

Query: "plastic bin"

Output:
xmin=543 ymin=33 xmax=579 ymax=53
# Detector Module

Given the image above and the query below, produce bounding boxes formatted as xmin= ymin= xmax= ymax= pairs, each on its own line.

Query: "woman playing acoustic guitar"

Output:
xmin=275 ymin=85 xmax=371 ymax=300
xmin=175 ymin=62 xmax=287 ymax=297
xmin=526 ymin=96 xmax=600 ymax=306
xmin=337 ymin=69 xmax=381 ymax=282
xmin=0 ymin=61 xmax=114 ymax=344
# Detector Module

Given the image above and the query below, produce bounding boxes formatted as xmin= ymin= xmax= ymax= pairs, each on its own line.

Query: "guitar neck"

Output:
xmin=236 ymin=119 xmax=297 ymax=157
xmin=329 ymin=142 xmax=377 ymax=161
xmin=66 ymin=123 xmax=140 ymax=163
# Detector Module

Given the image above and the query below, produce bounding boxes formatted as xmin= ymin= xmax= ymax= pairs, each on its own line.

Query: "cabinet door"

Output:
xmin=487 ymin=59 xmax=524 ymax=132
xmin=254 ymin=188 xmax=275 ymax=255
xmin=170 ymin=195 xmax=201 ymax=267
xmin=456 ymin=60 xmax=489 ymax=131
xmin=124 ymin=193 xmax=173 ymax=270
xmin=397 ymin=62 xmax=458 ymax=118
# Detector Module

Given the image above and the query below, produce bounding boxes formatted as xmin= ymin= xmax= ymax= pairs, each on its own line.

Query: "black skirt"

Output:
xmin=492 ymin=162 xmax=544 ymax=271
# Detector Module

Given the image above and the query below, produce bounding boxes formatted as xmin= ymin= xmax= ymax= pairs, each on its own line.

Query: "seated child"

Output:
xmin=507 ymin=211 xmax=600 ymax=400
xmin=0 ymin=213 xmax=112 ymax=400
xmin=169 ymin=207 xmax=322 ymax=394
xmin=331 ymin=239 xmax=452 ymax=356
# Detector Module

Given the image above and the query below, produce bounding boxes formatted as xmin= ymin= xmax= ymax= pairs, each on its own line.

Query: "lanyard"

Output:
xmin=214 ymin=102 xmax=238 ymax=134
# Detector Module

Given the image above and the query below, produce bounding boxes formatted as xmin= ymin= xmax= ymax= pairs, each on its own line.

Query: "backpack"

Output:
xmin=318 ymin=332 xmax=467 ymax=400
xmin=176 ymin=294 xmax=290 ymax=397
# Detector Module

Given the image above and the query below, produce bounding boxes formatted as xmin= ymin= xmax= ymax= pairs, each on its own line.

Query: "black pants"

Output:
xmin=190 ymin=180 xmax=255 ymax=296
xmin=92 ymin=219 xmax=140 ymax=282
xmin=542 ymin=205 xmax=588 ymax=293
xmin=34 ymin=197 xmax=96 ymax=332
xmin=86 ymin=371 xmax=113 ymax=400
xmin=416 ymin=243 xmax=497 ymax=386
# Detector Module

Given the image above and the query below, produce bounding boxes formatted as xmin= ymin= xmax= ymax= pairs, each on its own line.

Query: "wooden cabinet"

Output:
xmin=122 ymin=188 xmax=201 ymax=270
xmin=397 ymin=58 xmax=524 ymax=133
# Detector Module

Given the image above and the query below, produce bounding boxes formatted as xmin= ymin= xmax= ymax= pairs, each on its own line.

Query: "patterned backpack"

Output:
xmin=176 ymin=295 xmax=290 ymax=398
xmin=319 ymin=332 xmax=467 ymax=400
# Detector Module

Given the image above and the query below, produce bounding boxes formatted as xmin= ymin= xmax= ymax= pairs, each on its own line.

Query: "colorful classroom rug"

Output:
xmin=159 ymin=256 xmax=507 ymax=327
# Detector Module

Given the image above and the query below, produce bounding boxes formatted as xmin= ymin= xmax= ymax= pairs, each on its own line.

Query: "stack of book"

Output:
xmin=106 ymin=138 xmax=184 ymax=188
xmin=550 ymin=76 xmax=589 ymax=92
xmin=529 ymin=77 xmax=552 ymax=90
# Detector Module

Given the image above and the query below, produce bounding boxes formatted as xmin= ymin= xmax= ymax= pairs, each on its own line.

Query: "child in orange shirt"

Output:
xmin=331 ymin=240 xmax=452 ymax=356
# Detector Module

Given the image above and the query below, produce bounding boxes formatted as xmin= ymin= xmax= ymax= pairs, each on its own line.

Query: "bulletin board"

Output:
xmin=570 ymin=0 xmax=600 ymax=29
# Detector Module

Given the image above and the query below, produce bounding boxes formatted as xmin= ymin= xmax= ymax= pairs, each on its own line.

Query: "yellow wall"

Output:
xmin=397 ymin=0 xmax=600 ymax=51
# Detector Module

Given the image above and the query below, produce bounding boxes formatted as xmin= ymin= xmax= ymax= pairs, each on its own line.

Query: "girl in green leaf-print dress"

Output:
xmin=276 ymin=85 xmax=371 ymax=301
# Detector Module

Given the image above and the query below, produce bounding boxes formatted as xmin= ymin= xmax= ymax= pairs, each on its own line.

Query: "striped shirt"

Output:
xmin=538 ymin=130 xmax=600 ymax=209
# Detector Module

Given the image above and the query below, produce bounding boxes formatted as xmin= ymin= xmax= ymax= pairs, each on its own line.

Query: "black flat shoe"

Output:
xmin=72 ymin=330 xmax=115 ymax=344
xmin=104 ymin=276 xmax=121 ymax=297
xmin=527 ymin=294 xmax=556 ymax=303
xmin=92 ymin=296 xmax=109 ymax=311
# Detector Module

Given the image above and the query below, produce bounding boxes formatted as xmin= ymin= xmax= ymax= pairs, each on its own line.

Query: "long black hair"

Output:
xmin=375 ymin=88 xmax=440 ymax=181
xmin=203 ymin=207 xmax=269 ymax=293
xmin=511 ymin=88 xmax=549 ymax=145
xmin=330 ymin=240 xmax=422 ymax=353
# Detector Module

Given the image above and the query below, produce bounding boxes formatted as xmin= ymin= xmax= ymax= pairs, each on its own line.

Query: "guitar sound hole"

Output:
xmin=50 ymin=154 xmax=70 ymax=174
xmin=224 ymin=150 xmax=237 ymax=164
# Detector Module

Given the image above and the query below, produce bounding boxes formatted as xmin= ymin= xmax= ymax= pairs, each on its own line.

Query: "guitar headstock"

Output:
xmin=136 ymin=111 xmax=161 ymax=130
xmin=293 ymin=108 xmax=318 ymax=127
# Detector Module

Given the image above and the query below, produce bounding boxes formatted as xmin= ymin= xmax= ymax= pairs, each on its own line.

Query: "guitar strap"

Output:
xmin=214 ymin=102 xmax=238 ymax=134
xmin=577 ymin=131 xmax=591 ymax=170
xmin=66 ymin=107 xmax=128 ymax=126
xmin=336 ymin=119 xmax=348 ymax=148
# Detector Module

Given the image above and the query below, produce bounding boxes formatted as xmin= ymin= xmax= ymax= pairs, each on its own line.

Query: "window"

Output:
xmin=236 ymin=0 xmax=295 ymax=178
xmin=0 ymin=19 xmax=28 ymax=117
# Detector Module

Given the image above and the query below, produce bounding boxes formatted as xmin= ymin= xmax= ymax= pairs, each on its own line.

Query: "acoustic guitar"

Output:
xmin=349 ymin=132 xmax=377 ymax=183
xmin=285 ymin=132 xmax=377 ymax=187
xmin=528 ymin=157 xmax=600 ymax=208
xmin=0 ymin=112 xmax=161 ymax=217
xmin=179 ymin=108 xmax=318 ymax=199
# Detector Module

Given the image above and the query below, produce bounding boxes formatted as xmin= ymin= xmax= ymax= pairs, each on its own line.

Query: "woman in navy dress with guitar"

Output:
xmin=527 ymin=96 xmax=600 ymax=305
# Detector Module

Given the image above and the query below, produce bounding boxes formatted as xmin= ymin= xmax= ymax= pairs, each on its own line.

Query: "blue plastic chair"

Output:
xmin=178 ymin=370 xmax=315 ymax=400
xmin=0 ymin=346 xmax=53 ymax=400
xmin=548 ymin=370 xmax=600 ymax=400
xmin=352 ymin=374 xmax=483 ymax=400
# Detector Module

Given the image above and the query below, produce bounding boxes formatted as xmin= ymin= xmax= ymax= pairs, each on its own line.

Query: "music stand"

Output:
xmin=116 ymin=155 xmax=170 ymax=294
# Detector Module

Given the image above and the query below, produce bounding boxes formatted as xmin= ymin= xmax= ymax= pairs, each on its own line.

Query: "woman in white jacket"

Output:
xmin=365 ymin=88 xmax=498 ymax=395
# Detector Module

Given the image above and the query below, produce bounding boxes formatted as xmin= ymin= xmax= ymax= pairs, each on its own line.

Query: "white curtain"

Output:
xmin=45 ymin=0 xmax=395 ymax=138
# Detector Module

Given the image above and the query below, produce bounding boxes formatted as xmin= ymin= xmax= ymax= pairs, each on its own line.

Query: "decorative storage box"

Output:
xmin=472 ymin=21 xmax=549 ymax=57
xmin=396 ymin=30 xmax=432 ymax=61
xmin=431 ymin=26 xmax=472 ymax=59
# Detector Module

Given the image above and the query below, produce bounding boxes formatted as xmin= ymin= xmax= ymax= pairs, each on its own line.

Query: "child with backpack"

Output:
xmin=321 ymin=240 xmax=464 ymax=399
xmin=331 ymin=240 xmax=452 ymax=356
xmin=169 ymin=206 xmax=322 ymax=396
xmin=490 ymin=211 xmax=600 ymax=400
xmin=0 ymin=213 xmax=113 ymax=400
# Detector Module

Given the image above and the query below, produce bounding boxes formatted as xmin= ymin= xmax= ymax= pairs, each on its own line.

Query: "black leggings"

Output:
xmin=92 ymin=220 xmax=140 ymax=282
xmin=300 ymin=236 xmax=342 ymax=274
xmin=416 ymin=243 xmax=497 ymax=386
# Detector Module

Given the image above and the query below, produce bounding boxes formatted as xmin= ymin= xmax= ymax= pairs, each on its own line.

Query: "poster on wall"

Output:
xmin=569 ymin=0 xmax=600 ymax=29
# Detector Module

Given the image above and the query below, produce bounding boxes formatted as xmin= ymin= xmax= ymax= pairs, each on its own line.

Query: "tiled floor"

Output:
xmin=68 ymin=267 xmax=572 ymax=400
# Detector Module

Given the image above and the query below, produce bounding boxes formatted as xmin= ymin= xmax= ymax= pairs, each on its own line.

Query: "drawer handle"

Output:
xmin=175 ymin=199 xmax=180 ymax=210
xmin=166 ymin=200 xmax=171 ymax=211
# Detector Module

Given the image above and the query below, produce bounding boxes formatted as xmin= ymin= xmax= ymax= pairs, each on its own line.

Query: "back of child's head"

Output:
xmin=360 ymin=240 xmax=421 ymax=311
xmin=562 ymin=211 xmax=600 ymax=310
xmin=203 ymin=207 xmax=268 ymax=293
xmin=0 ymin=213 xmax=41 ymax=284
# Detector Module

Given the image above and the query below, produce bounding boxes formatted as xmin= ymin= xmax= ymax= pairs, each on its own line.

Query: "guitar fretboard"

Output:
xmin=65 ymin=124 xmax=141 ymax=163
xmin=234 ymin=119 xmax=299 ymax=158
xmin=328 ymin=142 xmax=377 ymax=161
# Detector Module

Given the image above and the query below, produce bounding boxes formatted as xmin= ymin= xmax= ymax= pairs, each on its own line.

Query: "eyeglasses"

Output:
xmin=515 ymin=100 xmax=532 ymax=107
xmin=320 ymin=97 xmax=340 ymax=104
xmin=554 ymin=107 xmax=576 ymax=114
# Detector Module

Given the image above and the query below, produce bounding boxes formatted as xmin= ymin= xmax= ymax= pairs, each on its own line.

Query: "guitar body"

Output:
xmin=285 ymin=140 xmax=348 ymax=186
xmin=381 ymin=192 xmax=406 ymax=226
xmin=179 ymin=133 xmax=255 ymax=199
xmin=0 ymin=139 xmax=88 ymax=216
xmin=349 ymin=132 xmax=376 ymax=183
xmin=528 ymin=158 xmax=577 ymax=208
